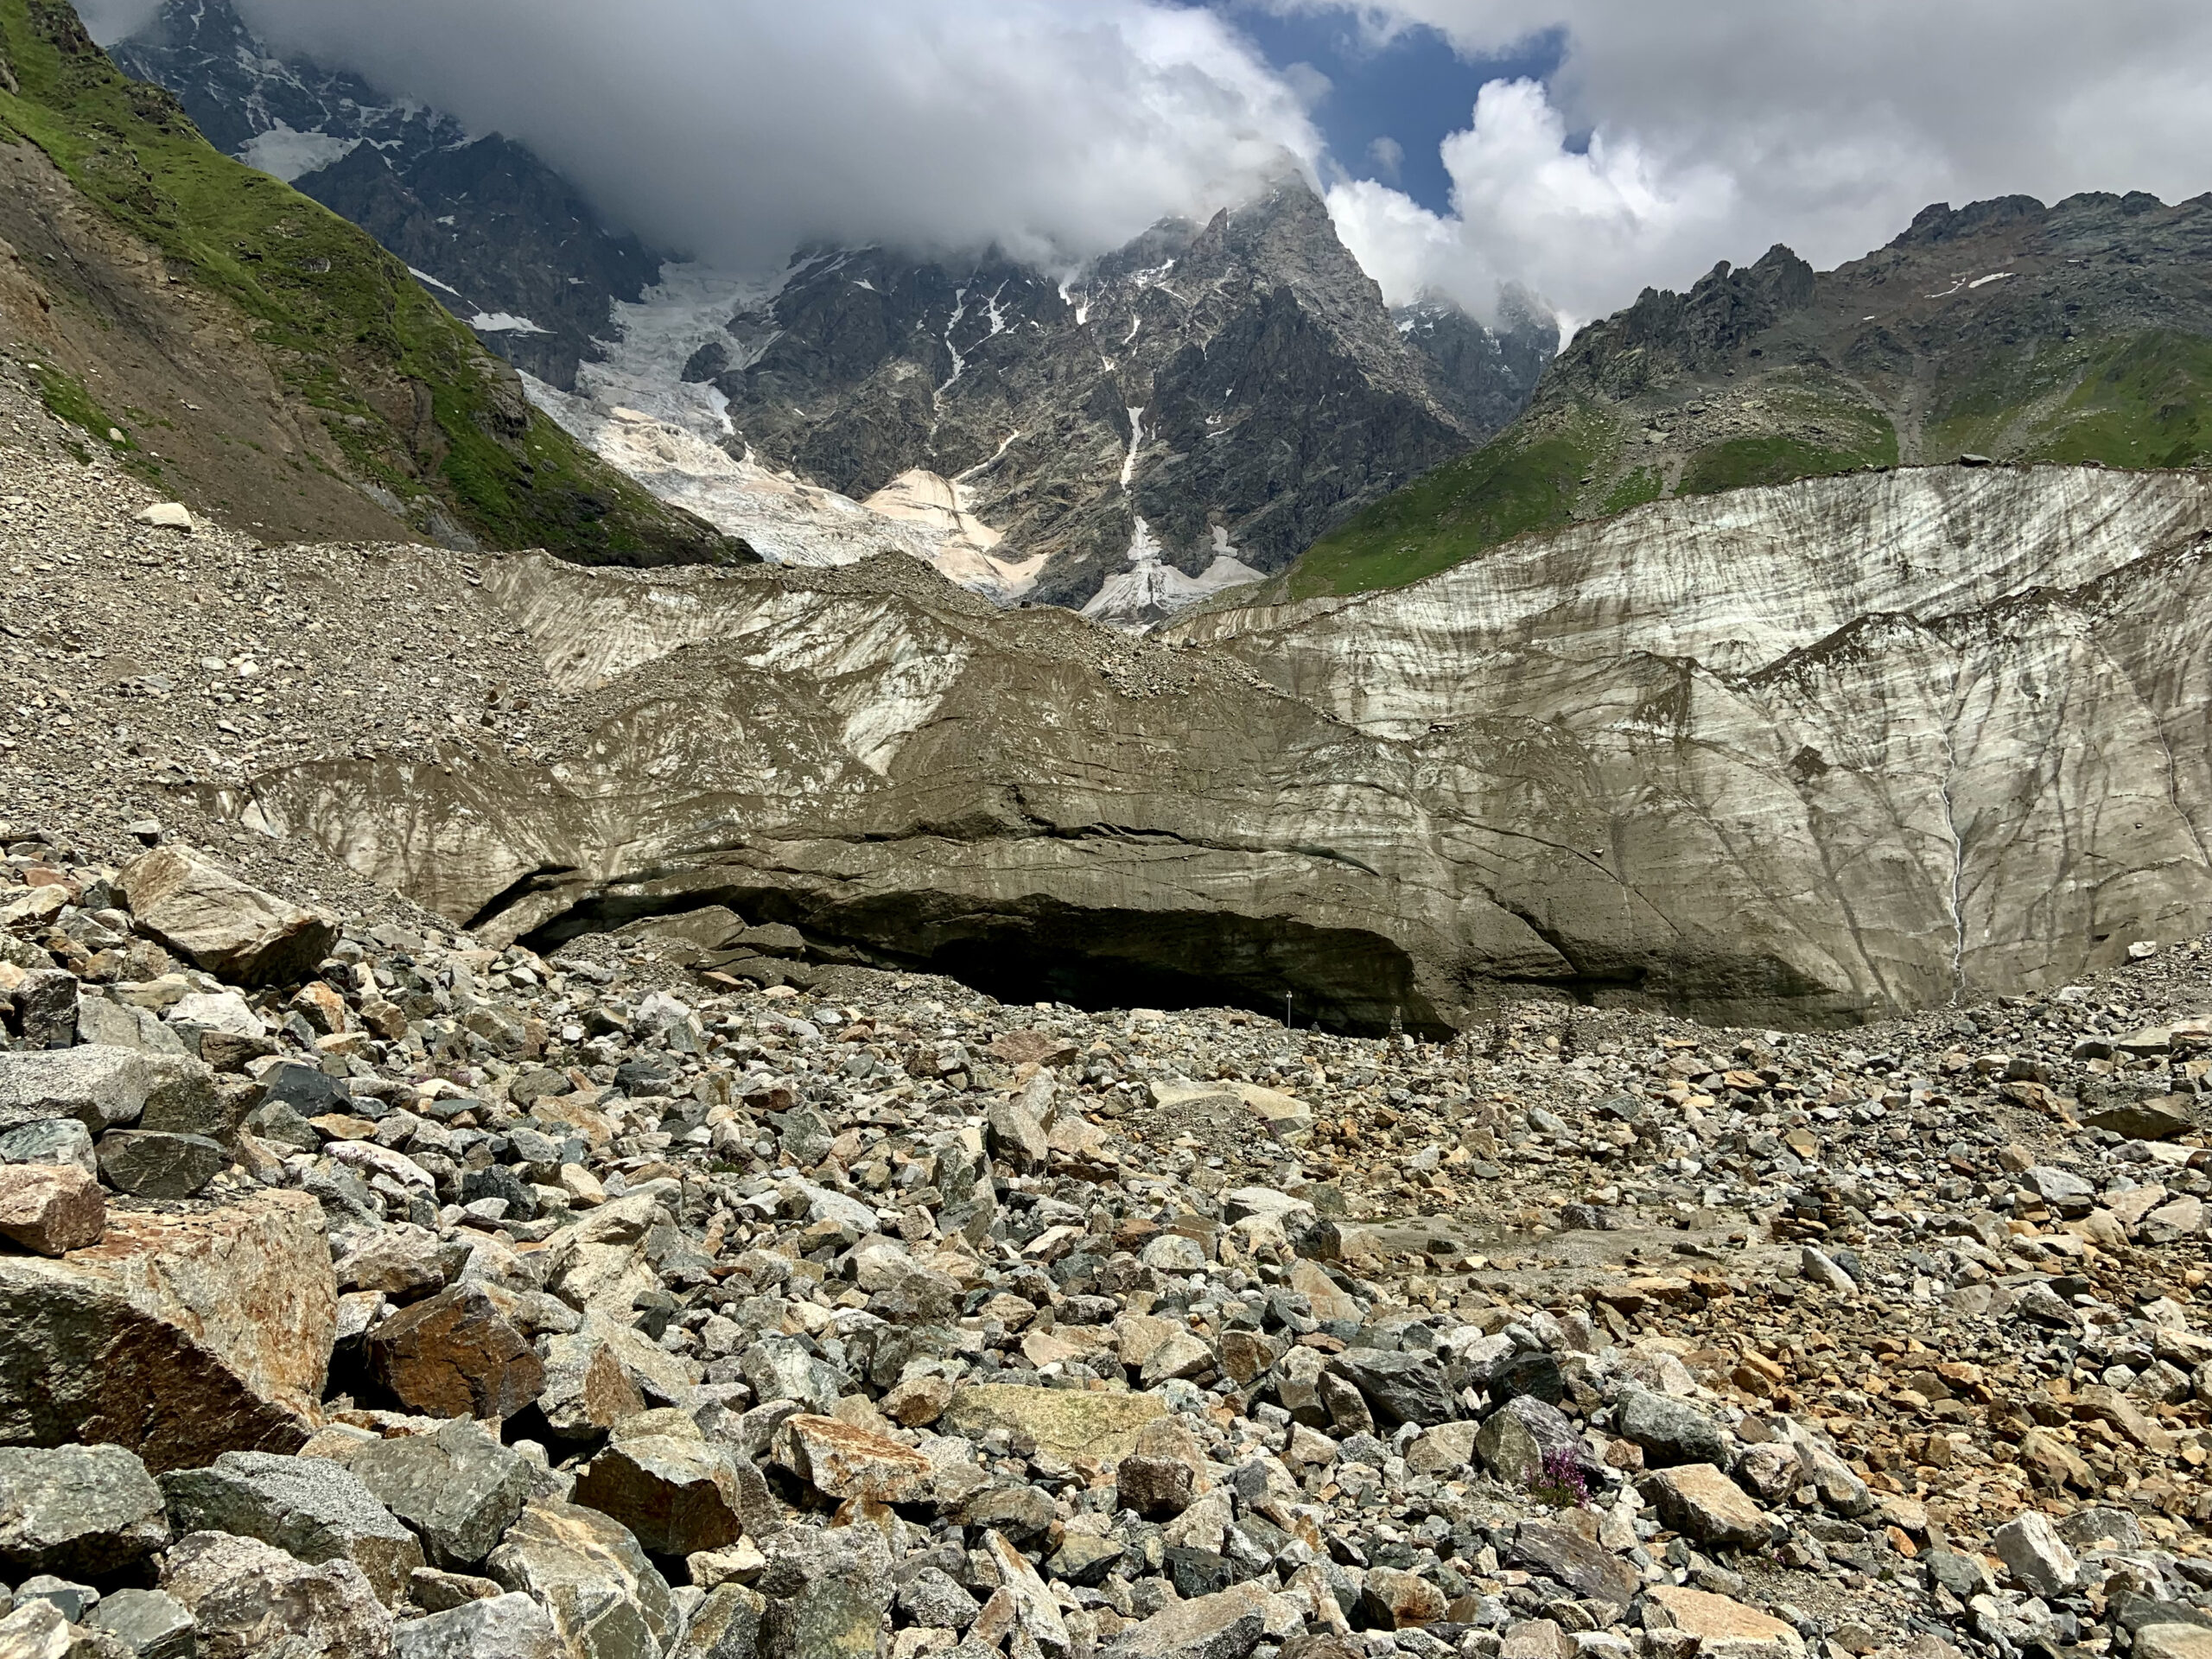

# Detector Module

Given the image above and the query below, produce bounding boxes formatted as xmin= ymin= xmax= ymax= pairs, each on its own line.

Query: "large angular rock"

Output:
xmin=0 ymin=1191 xmax=335 ymax=1471
xmin=485 ymin=1500 xmax=677 ymax=1659
xmin=1106 ymin=1580 xmax=1282 ymax=1658
xmin=537 ymin=1194 xmax=665 ymax=1317
xmin=11 ymin=970 xmax=77 ymax=1050
xmin=1645 ymin=1586 xmax=1806 ymax=1659
xmin=96 ymin=1130 xmax=226 ymax=1199
xmin=87 ymin=1587 xmax=196 ymax=1659
xmin=0 ymin=1164 xmax=104 ymax=1257
xmin=338 ymin=1419 xmax=537 ymax=1570
xmin=0 ymin=1119 xmax=99 ymax=1179
xmin=160 ymin=1450 xmax=425 ymax=1606
xmin=1644 ymin=1464 xmax=1771 ymax=1548
xmin=570 ymin=1422 xmax=747 ymax=1557
xmin=1475 ymin=1395 xmax=1580 ymax=1487
xmin=941 ymin=1383 xmax=1168 ymax=1466
xmin=0 ymin=1445 xmax=168 ymax=1578
xmin=1358 ymin=1565 xmax=1449 ymax=1630
xmin=2136 ymin=1628 xmax=2212 ymax=1659
xmin=770 ymin=1413 xmax=932 ymax=1504
xmin=537 ymin=1325 xmax=649 ymax=1444
xmin=671 ymin=1582 xmax=768 ymax=1659
xmin=738 ymin=1338 xmax=842 ymax=1417
xmin=754 ymin=1525 xmax=894 ymax=1659
xmin=1617 ymin=1388 xmax=1731 ymax=1468
xmin=161 ymin=1528 xmax=396 ymax=1659
xmin=1405 ymin=1421 xmax=1482 ymax=1475
xmin=1325 ymin=1348 xmax=1455 ymax=1427
xmin=1506 ymin=1521 xmax=1639 ymax=1605
xmin=1992 ymin=1510 xmax=2081 ymax=1598
xmin=120 ymin=849 xmax=339 ymax=987
xmin=0 ymin=1600 xmax=82 ymax=1656
xmin=0 ymin=1048 xmax=156 ymax=1135
xmin=366 ymin=1285 xmax=544 ymax=1421
xmin=392 ymin=1592 xmax=563 ymax=1659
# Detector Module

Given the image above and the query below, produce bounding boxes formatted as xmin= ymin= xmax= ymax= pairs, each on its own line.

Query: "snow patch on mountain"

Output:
xmin=523 ymin=264 xmax=1043 ymax=602
xmin=238 ymin=123 xmax=358 ymax=181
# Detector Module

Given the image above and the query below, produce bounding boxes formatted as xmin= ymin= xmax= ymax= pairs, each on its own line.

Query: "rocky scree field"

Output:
xmin=0 ymin=715 xmax=2209 ymax=1659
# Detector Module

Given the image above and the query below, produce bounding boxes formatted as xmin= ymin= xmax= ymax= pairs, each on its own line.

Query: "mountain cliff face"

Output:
xmin=220 ymin=461 xmax=2212 ymax=1033
xmin=556 ymin=181 xmax=1559 ymax=612
xmin=106 ymin=0 xmax=1559 ymax=613
xmin=1281 ymin=190 xmax=2212 ymax=598
xmin=109 ymin=0 xmax=664 ymax=388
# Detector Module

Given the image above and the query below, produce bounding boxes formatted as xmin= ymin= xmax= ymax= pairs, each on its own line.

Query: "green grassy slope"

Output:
xmin=0 ymin=0 xmax=741 ymax=565
xmin=1277 ymin=194 xmax=2212 ymax=601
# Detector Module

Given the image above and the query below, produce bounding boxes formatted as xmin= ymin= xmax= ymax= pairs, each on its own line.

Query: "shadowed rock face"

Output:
xmin=223 ymin=464 xmax=2212 ymax=1033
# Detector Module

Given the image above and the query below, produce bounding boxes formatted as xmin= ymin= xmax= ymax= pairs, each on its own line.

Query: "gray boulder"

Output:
xmin=0 ymin=1047 xmax=157 ymax=1134
xmin=97 ymin=1130 xmax=227 ymax=1199
xmin=485 ymin=1500 xmax=677 ymax=1659
xmin=1475 ymin=1395 xmax=1581 ymax=1487
xmin=161 ymin=1450 xmax=425 ymax=1607
xmin=392 ymin=1592 xmax=563 ymax=1659
xmin=73 ymin=994 xmax=188 ymax=1056
xmin=756 ymin=1525 xmax=894 ymax=1659
xmin=671 ymin=1582 xmax=769 ymax=1659
xmin=0 ymin=1445 xmax=168 ymax=1578
xmin=1616 ymin=1386 xmax=1732 ymax=1468
xmin=1325 ymin=1348 xmax=1455 ymax=1427
xmin=739 ymin=1338 xmax=842 ymax=1417
xmin=12 ymin=970 xmax=78 ymax=1049
xmin=161 ymin=1528 xmax=396 ymax=1658
xmin=340 ymin=1419 xmax=537 ymax=1570
xmin=89 ymin=1587 xmax=197 ymax=1659
xmin=0 ymin=1118 xmax=99 ymax=1179
xmin=570 ymin=1424 xmax=747 ymax=1557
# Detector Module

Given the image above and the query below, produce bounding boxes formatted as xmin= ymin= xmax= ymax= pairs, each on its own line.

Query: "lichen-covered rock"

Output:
xmin=484 ymin=1501 xmax=676 ymax=1659
xmin=336 ymin=1419 xmax=537 ymax=1571
xmin=391 ymin=1592 xmax=563 ymax=1659
xmin=0 ymin=1192 xmax=335 ymax=1471
xmin=0 ymin=1445 xmax=168 ymax=1579
xmin=160 ymin=1529 xmax=395 ymax=1659
xmin=159 ymin=1451 xmax=424 ymax=1606
xmin=570 ymin=1425 xmax=746 ymax=1557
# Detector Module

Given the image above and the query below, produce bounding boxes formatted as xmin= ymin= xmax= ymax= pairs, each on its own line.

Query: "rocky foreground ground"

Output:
xmin=3 ymin=365 xmax=2211 ymax=1659
xmin=0 ymin=801 xmax=2206 ymax=1659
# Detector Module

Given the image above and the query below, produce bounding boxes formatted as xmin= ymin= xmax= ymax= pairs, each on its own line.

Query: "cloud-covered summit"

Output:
xmin=84 ymin=0 xmax=1325 ymax=275
xmin=79 ymin=0 xmax=2212 ymax=335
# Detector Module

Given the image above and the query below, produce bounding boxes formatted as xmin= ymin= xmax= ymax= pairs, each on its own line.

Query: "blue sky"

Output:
xmin=1210 ymin=3 xmax=1566 ymax=214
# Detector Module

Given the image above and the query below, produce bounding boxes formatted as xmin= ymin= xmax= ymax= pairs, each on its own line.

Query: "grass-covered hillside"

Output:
xmin=1281 ymin=192 xmax=2212 ymax=600
xmin=0 ymin=0 xmax=744 ymax=563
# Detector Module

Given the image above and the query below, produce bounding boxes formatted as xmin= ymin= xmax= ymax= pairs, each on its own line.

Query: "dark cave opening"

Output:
xmin=521 ymin=882 xmax=1452 ymax=1039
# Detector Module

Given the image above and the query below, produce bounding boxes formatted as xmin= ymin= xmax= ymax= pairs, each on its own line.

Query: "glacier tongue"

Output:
xmin=521 ymin=264 xmax=1043 ymax=601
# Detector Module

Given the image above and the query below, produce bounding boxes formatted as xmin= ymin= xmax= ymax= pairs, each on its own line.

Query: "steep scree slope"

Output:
xmin=0 ymin=0 xmax=741 ymax=563
xmin=109 ymin=0 xmax=666 ymax=391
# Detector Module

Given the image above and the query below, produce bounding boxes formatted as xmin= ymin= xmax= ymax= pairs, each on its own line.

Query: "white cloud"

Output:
xmin=143 ymin=0 xmax=1324 ymax=273
xmin=86 ymin=0 xmax=2212 ymax=338
xmin=1289 ymin=0 xmax=2212 ymax=330
xmin=1330 ymin=77 xmax=1735 ymax=333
